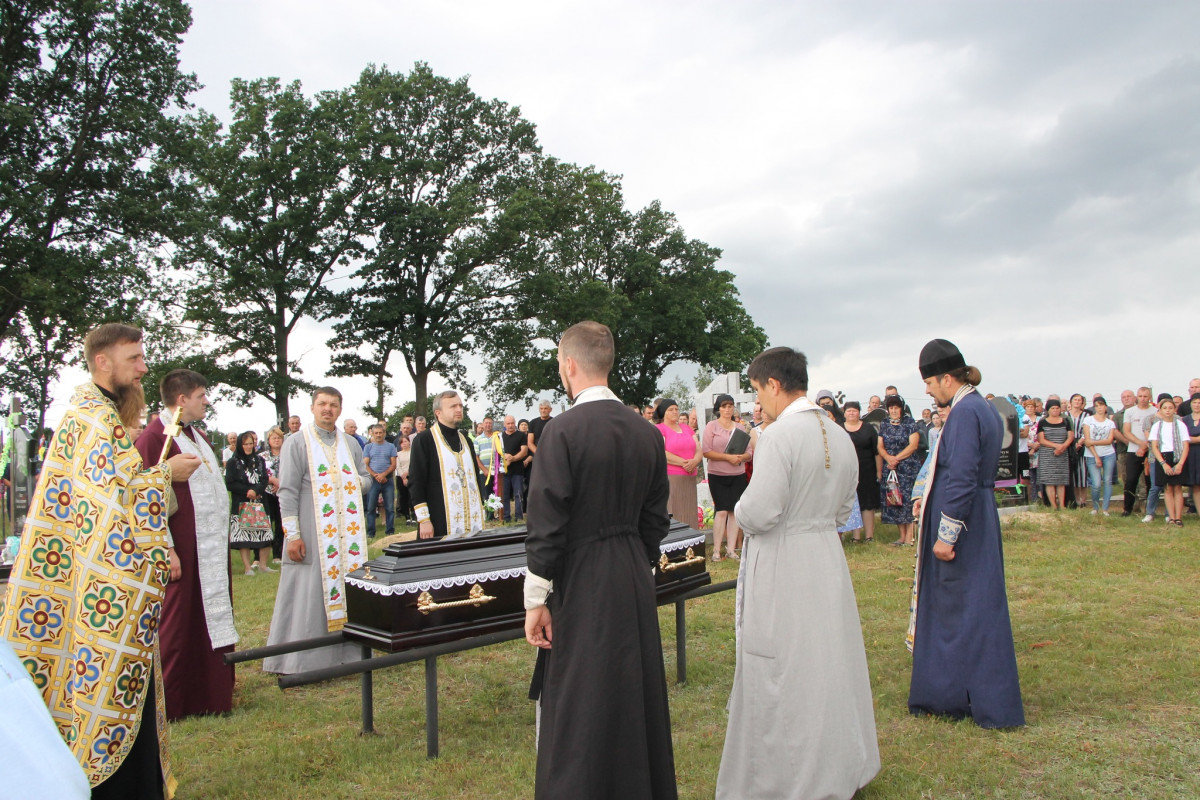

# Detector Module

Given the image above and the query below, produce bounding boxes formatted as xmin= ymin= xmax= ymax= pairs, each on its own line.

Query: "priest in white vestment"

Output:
xmin=717 ymin=347 xmax=880 ymax=800
xmin=264 ymin=387 xmax=369 ymax=675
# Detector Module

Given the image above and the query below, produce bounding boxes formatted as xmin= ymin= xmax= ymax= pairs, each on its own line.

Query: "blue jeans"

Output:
xmin=1086 ymin=453 xmax=1115 ymax=511
xmin=1146 ymin=465 xmax=1162 ymax=517
xmin=502 ymin=473 xmax=524 ymax=522
xmin=365 ymin=478 xmax=395 ymax=536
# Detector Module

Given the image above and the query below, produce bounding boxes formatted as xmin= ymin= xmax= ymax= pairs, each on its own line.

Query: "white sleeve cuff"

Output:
xmin=414 ymin=503 xmax=431 ymax=523
xmin=937 ymin=513 xmax=965 ymax=545
xmin=283 ymin=515 xmax=301 ymax=542
xmin=523 ymin=571 xmax=554 ymax=610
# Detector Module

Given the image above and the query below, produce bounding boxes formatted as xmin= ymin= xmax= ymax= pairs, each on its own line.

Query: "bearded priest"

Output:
xmin=0 ymin=323 xmax=202 ymax=799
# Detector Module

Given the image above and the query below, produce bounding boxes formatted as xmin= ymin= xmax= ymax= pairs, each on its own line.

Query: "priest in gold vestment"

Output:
xmin=0 ymin=323 xmax=201 ymax=799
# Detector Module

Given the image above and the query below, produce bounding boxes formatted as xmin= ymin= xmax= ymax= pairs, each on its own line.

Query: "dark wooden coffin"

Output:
xmin=343 ymin=521 xmax=709 ymax=652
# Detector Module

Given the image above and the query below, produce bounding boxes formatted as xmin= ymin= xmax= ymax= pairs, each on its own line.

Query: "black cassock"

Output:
xmin=526 ymin=398 xmax=677 ymax=800
xmin=408 ymin=422 xmax=481 ymax=540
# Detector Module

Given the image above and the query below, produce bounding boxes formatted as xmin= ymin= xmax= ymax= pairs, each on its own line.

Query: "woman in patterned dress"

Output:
xmin=1066 ymin=393 xmax=1090 ymax=508
xmin=1036 ymin=400 xmax=1073 ymax=510
xmin=225 ymin=431 xmax=272 ymax=575
xmin=877 ymin=395 xmax=921 ymax=546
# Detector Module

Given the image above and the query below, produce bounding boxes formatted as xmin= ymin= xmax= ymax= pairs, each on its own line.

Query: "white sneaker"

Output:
xmin=1089 ymin=510 xmax=1097 ymax=516
xmin=1141 ymin=515 xmax=1154 ymax=523
xmin=1102 ymin=511 xmax=1110 ymax=517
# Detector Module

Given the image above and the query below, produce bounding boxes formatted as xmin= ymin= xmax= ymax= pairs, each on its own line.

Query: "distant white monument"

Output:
xmin=694 ymin=372 xmax=755 ymax=427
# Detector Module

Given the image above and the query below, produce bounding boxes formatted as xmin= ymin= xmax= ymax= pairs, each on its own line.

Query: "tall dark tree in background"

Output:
xmin=326 ymin=63 xmax=540 ymax=419
xmin=163 ymin=78 xmax=366 ymax=421
xmin=0 ymin=0 xmax=196 ymax=344
xmin=0 ymin=248 xmax=152 ymax=432
xmin=487 ymin=161 xmax=767 ymax=406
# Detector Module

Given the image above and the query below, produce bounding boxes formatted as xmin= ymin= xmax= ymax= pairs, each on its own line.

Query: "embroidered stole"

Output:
xmin=906 ymin=384 xmax=974 ymax=653
xmin=161 ymin=415 xmax=238 ymax=649
xmin=431 ymin=424 xmax=484 ymax=539
xmin=490 ymin=432 xmax=504 ymax=495
xmin=302 ymin=425 xmax=367 ymax=631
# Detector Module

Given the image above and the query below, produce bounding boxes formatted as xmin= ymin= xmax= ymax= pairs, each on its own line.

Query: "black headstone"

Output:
xmin=988 ymin=397 xmax=1020 ymax=486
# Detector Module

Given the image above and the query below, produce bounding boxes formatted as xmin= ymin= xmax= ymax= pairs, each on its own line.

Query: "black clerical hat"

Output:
xmin=919 ymin=339 xmax=966 ymax=380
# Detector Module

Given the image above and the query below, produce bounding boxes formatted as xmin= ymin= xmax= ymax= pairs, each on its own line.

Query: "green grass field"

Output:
xmin=170 ymin=509 xmax=1200 ymax=799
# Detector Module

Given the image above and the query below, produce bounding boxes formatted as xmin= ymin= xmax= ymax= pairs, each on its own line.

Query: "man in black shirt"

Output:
xmin=526 ymin=400 xmax=553 ymax=487
xmin=499 ymin=415 xmax=529 ymax=522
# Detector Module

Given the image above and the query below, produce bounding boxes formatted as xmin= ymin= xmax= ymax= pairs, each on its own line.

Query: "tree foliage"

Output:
xmin=486 ymin=162 xmax=767 ymax=406
xmin=656 ymin=375 xmax=695 ymax=410
xmin=0 ymin=0 xmax=196 ymax=343
xmin=325 ymin=63 xmax=541 ymax=419
xmin=163 ymin=78 xmax=366 ymax=420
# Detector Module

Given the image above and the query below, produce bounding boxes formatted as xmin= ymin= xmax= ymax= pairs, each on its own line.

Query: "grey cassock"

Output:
xmin=263 ymin=427 xmax=368 ymax=675
xmin=717 ymin=400 xmax=880 ymax=800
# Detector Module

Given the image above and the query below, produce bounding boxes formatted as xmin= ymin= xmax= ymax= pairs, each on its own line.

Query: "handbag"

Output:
xmin=885 ymin=470 xmax=904 ymax=507
xmin=237 ymin=500 xmax=271 ymax=532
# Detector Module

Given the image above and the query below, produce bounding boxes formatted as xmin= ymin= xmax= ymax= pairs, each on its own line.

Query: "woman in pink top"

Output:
xmin=703 ymin=393 xmax=752 ymax=561
xmin=655 ymin=398 xmax=701 ymax=528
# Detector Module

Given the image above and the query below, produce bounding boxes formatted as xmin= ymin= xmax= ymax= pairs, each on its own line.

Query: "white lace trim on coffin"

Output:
xmin=662 ymin=534 xmax=704 ymax=553
xmin=345 ymin=565 xmax=527 ymax=596
xmin=345 ymin=534 xmax=705 ymax=595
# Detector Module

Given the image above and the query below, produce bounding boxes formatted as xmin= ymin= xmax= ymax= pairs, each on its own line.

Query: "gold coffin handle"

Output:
xmin=659 ymin=546 xmax=704 ymax=572
xmin=416 ymin=583 xmax=496 ymax=615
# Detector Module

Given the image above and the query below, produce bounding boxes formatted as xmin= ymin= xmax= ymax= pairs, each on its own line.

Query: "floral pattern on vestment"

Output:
xmin=0 ymin=383 xmax=176 ymax=797
xmin=303 ymin=425 xmax=368 ymax=631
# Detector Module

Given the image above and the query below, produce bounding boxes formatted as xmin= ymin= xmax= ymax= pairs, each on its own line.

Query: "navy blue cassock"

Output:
xmin=909 ymin=389 xmax=1025 ymax=729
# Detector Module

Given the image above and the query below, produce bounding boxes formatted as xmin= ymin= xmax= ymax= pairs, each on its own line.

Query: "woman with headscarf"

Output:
xmin=703 ymin=393 xmax=752 ymax=561
xmin=225 ymin=430 xmax=273 ymax=575
xmin=841 ymin=401 xmax=881 ymax=543
xmin=654 ymin=398 xmax=701 ymax=526
xmin=1035 ymin=400 xmax=1072 ymax=510
xmin=877 ymin=395 xmax=921 ymax=546
xmin=815 ymin=389 xmax=844 ymax=425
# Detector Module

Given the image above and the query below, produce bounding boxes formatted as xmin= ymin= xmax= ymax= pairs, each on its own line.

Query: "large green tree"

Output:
xmin=0 ymin=0 xmax=196 ymax=343
xmin=0 ymin=248 xmax=154 ymax=435
xmin=164 ymin=78 xmax=366 ymax=421
xmin=487 ymin=162 xmax=766 ymax=406
xmin=326 ymin=63 xmax=541 ymax=419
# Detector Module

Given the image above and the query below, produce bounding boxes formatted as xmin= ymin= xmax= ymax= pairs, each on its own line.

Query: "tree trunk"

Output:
xmin=414 ymin=371 xmax=429 ymax=419
xmin=274 ymin=328 xmax=291 ymax=424
xmin=374 ymin=368 xmax=386 ymax=421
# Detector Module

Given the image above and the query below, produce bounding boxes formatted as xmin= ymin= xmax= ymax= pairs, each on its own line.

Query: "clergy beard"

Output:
xmin=114 ymin=379 xmax=146 ymax=429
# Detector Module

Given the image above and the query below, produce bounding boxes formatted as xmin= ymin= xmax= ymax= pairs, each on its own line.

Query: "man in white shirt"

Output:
xmin=1122 ymin=387 xmax=1156 ymax=517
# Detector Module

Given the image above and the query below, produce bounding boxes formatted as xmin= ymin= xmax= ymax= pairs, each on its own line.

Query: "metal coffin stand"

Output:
xmin=342 ymin=520 xmax=710 ymax=652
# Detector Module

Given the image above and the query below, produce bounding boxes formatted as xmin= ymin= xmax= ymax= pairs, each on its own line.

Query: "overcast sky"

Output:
xmin=40 ymin=1 xmax=1200 ymax=430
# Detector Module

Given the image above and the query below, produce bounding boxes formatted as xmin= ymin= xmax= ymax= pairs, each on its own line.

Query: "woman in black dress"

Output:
xmin=842 ymin=401 xmax=881 ymax=543
xmin=1183 ymin=394 xmax=1200 ymax=510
